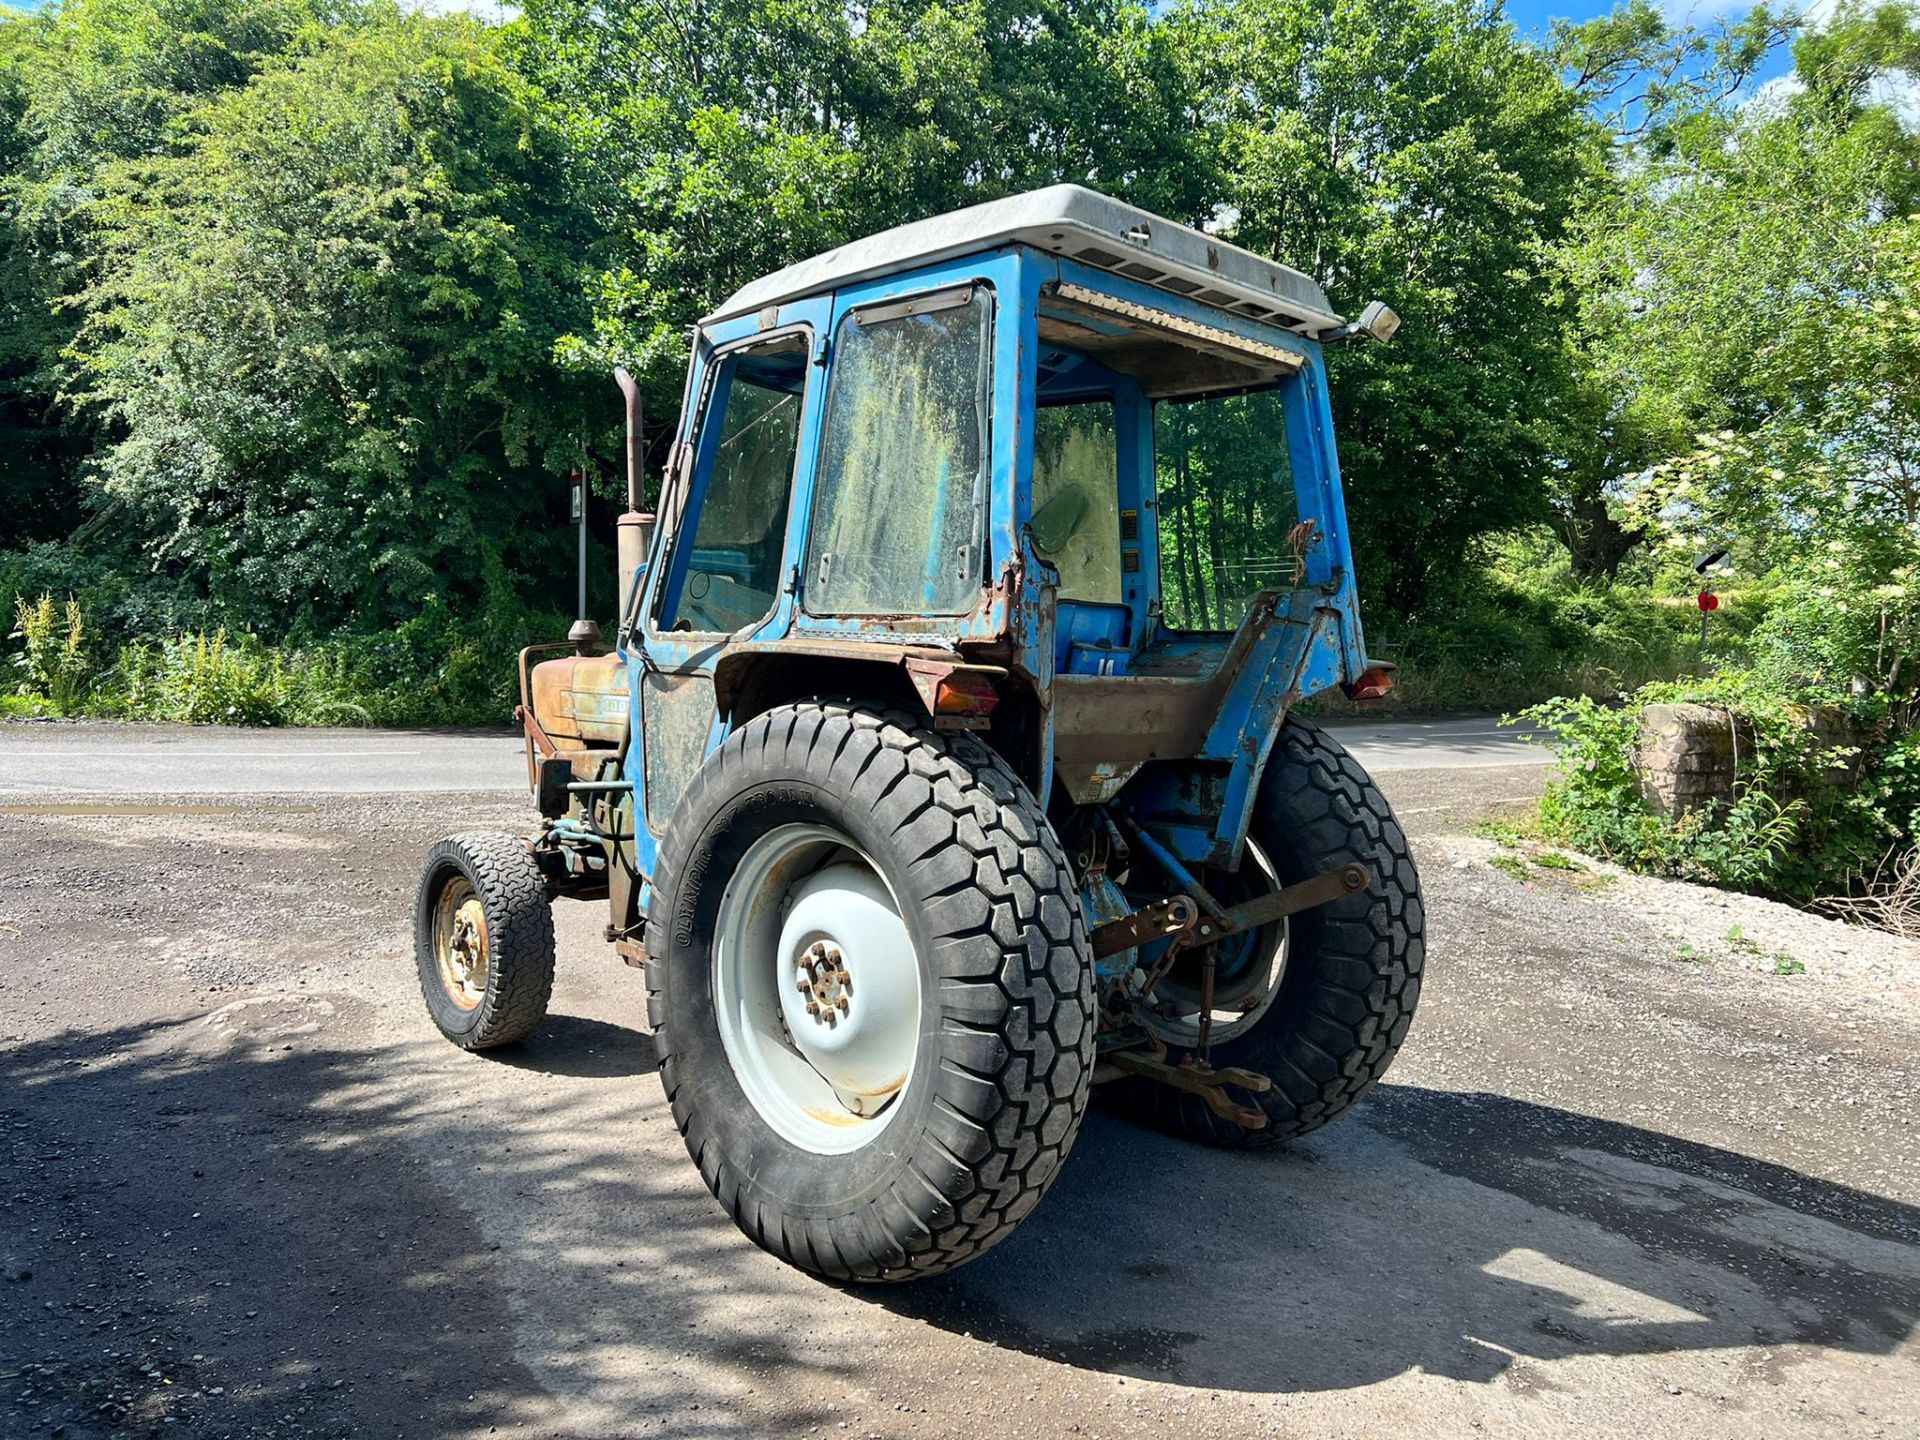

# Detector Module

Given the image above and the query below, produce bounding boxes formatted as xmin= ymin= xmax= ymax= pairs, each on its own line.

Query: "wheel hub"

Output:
xmin=450 ymin=903 xmax=486 ymax=979
xmin=434 ymin=884 xmax=489 ymax=1011
xmin=774 ymin=863 xmax=919 ymax=1106
xmin=1134 ymin=838 xmax=1289 ymax=1048
xmin=795 ymin=940 xmax=852 ymax=1026
xmin=711 ymin=828 xmax=925 ymax=1154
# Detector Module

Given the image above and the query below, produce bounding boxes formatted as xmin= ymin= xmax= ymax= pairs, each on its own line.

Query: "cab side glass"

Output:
xmin=1032 ymin=401 xmax=1121 ymax=604
xmin=1155 ymin=387 xmax=1299 ymax=631
xmin=805 ymin=287 xmax=991 ymax=617
xmin=659 ymin=334 xmax=808 ymax=634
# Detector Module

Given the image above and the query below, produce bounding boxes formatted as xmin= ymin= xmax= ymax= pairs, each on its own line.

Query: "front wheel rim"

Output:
xmin=711 ymin=824 xmax=924 ymax=1155
xmin=432 ymin=874 xmax=489 ymax=1011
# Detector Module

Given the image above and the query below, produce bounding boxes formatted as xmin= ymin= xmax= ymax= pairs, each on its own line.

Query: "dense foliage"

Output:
xmin=2 ymin=0 xmax=1918 ymax=770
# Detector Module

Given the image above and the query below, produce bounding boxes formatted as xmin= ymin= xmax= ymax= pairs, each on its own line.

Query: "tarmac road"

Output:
xmin=1 ymin=723 xmax=1915 ymax=1440
xmin=0 ymin=714 xmax=1548 ymax=796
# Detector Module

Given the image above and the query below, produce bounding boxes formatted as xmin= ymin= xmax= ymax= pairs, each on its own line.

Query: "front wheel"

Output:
xmin=645 ymin=702 xmax=1095 ymax=1282
xmin=1108 ymin=715 xmax=1424 ymax=1145
xmin=414 ymin=833 xmax=556 ymax=1049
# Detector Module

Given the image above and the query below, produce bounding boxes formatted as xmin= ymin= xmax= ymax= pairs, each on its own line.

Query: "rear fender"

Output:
xmin=713 ymin=638 xmax=1014 ymax=734
xmin=1114 ymin=591 xmax=1351 ymax=871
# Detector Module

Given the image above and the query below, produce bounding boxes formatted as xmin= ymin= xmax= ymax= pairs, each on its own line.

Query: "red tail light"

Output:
xmin=904 ymin=658 xmax=1002 ymax=730
xmin=1343 ymin=664 xmax=1395 ymax=702
xmin=933 ymin=672 xmax=1000 ymax=717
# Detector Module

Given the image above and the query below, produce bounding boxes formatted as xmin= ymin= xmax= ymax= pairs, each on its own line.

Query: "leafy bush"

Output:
xmin=104 ymin=631 xmax=365 ymax=726
xmin=10 ymin=592 xmax=89 ymax=710
xmin=1522 ymin=674 xmax=1918 ymax=903
xmin=1738 ymin=568 xmax=1920 ymax=699
xmin=1311 ymin=572 xmax=1714 ymax=714
xmin=0 ymin=585 xmax=563 ymax=728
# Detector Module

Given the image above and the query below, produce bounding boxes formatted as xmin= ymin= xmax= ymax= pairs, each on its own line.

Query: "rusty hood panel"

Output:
xmin=529 ymin=653 xmax=631 ymax=748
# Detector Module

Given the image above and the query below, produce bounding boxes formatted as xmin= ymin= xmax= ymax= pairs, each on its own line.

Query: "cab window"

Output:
xmin=1032 ymin=401 xmax=1121 ymax=604
xmin=805 ymin=287 xmax=991 ymax=616
xmin=659 ymin=333 xmax=807 ymax=634
xmin=1155 ymin=388 xmax=1298 ymax=631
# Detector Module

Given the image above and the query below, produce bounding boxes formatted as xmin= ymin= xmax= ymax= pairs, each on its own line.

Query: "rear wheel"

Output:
xmin=1108 ymin=716 xmax=1423 ymax=1145
xmin=646 ymin=701 xmax=1095 ymax=1281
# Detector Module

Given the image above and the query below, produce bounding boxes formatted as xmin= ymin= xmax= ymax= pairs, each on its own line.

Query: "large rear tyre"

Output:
xmin=645 ymin=702 xmax=1095 ymax=1282
xmin=1109 ymin=715 xmax=1423 ymax=1145
xmin=415 ymin=832 xmax=556 ymax=1050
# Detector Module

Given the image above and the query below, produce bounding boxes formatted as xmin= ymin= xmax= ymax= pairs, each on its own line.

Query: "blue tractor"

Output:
xmin=415 ymin=186 xmax=1422 ymax=1280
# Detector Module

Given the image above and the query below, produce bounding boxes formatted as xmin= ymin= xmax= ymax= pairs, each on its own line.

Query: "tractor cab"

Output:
xmin=612 ymin=186 xmax=1393 ymax=875
xmin=425 ymin=186 xmax=1420 ymax=1285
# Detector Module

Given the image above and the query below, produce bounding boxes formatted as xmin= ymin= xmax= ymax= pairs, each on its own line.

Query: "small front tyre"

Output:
xmin=415 ymin=833 xmax=556 ymax=1049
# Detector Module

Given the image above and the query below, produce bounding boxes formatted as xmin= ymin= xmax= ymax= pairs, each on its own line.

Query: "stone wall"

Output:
xmin=1634 ymin=703 xmax=1754 ymax=819
xmin=1633 ymin=701 xmax=1877 ymax=819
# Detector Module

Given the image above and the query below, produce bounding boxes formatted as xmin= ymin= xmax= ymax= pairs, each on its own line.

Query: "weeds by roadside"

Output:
xmin=1472 ymin=813 xmax=1616 ymax=890
xmin=1489 ymin=854 xmax=1533 ymax=882
xmin=4 ymin=592 xmax=552 ymax=727
xmin=10 ymin=594 xmax=89 ymax=712
xmin=1519 ymin=675 xmax=1920 ymax=910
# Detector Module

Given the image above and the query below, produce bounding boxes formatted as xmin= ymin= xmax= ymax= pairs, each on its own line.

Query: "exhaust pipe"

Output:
xmin=566 ymin=465 xmax=601 ymax=657
xmin=614 ymin=367 xmax=656 ymax=638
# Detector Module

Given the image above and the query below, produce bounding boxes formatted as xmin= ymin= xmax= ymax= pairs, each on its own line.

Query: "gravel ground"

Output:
xmin=2 ymin=761 xmax=1917 ymax=1440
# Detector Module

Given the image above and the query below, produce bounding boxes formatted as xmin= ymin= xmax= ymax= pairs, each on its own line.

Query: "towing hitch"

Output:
xmin=1101 ymin=1050 xmax=1276 ymax=1130
xmin=1089 ymin=862 xmax=1374 ymax=1128
xmin=1088 ymin=861 xmax=1372 ymax=958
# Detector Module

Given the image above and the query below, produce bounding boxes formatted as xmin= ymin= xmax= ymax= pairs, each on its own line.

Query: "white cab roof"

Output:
xmin=703 ymin=184 xmax=1341 ymax=336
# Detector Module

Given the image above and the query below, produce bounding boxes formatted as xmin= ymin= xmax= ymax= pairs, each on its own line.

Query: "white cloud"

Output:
xmin=1870 ymin=71 xmax=1920 ymax=128
xmin=1741 ymin=62 xmax=1920 ymax=131
xmin=1741 ymin=72 xmax=1804 ymax=118
xmin=401 ymin=0 xmax=521 ymax=20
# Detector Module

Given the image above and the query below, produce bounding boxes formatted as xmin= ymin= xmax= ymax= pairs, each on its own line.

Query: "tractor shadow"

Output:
xmin=0 ymin=1012 xmax=824 ymax=1440
xmin=870 ymin=1086 xmax=1920 ymax=1394
xmin=493 ymin=1012 xmax=660 ymax=1079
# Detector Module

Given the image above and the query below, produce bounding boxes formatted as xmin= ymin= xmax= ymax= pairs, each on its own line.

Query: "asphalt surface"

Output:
xmin=0 ymin=715 xmax=1549 ymax=795
xmin=1 ymin=722 xmax=1915 ymax=1440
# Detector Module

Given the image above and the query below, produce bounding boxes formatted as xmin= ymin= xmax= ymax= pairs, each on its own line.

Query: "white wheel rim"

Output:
xmin=1140 ymin=838 xmax=1290 ymax=1047
xmin=711 ymin=823 xmax=923 ymax=1155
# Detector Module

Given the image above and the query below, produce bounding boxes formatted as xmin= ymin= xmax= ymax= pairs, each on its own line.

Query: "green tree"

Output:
xmin=1571 ymin=2 xmax=1920 ymax=687
xmin=64 ymin=10 xmax=601 ymax=629
xmin=1174 ymin=0 xmax=1603 ymax=614
xmin=1 ymin=0 xmax=346 ymax=555
xmin=1529 ymin=0 xmax=1806 ymax=582
xmin=1577 ymin=5 xmax=1920 ymax=550
xmin=1551 ymin=0 xmax=1797 ymax=142
xmin=513 ymin=0 xmax=1207 ymax=449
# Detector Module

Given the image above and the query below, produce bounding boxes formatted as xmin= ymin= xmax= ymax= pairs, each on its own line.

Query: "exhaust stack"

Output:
xmin=566 ymin=467 xmax=601 ymax=656
xmin=614 ymin=367 xmax=656 ymax=638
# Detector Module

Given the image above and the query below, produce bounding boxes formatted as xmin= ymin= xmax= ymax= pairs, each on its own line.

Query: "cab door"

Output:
xmin=629 ymin=299 xmax=829 ymax=873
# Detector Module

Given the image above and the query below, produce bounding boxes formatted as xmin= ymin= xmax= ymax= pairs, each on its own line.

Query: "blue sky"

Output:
xmin=1508 ymin=0 xmax=1595 ymax=33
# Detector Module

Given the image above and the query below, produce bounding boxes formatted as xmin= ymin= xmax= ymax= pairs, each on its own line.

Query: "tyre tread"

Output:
xmin=1119 ymin=715 xmax=1423 ymax=1147
xmin=414 ymin=832 xmax=555 ymax=1050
